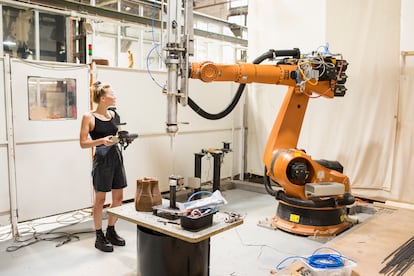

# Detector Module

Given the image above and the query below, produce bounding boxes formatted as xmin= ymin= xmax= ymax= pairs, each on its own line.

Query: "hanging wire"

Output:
xmin=146 ymin=44 xmax=164 ymax=89
xmin=151 ymin=0 xmax=162 ymax=59
xmin=145 ymin=0 xmax=164 ymax=89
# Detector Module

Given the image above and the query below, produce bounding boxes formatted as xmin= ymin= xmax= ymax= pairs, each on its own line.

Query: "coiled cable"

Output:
xmin=276 ymin=247 xmax=355 ymax=271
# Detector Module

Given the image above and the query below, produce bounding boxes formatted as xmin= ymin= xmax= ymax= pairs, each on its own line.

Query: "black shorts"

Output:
xmin=92 ymin=145 xmax=127 ymax=192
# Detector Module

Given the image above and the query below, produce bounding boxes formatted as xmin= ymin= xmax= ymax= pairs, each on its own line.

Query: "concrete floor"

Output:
xmin=0 ymin=186 xmax=357 ymax=276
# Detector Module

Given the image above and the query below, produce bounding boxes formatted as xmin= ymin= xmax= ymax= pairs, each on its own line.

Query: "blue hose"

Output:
xmin=307 ymin=254 xmax=344 ymax=269
xmin=276 ymin=247 xmax=356 ymax=271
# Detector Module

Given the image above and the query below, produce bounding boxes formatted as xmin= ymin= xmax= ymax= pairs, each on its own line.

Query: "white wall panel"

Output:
xmin=15 ymin=142 xmax=92 ymax=221
xmin=9 ymin=60 xmax=92 ymax=222
xmin=122 ymin=130 xmax=236 ymax=197
xmin=94 ymin=67 xmax=243 ymax=199
xmin=94 ymin=67 xmax=237 ymax=135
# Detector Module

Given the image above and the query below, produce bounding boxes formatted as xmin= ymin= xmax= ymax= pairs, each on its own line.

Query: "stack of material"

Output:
xmin=380 ymin=236 xmax=414 ymax=275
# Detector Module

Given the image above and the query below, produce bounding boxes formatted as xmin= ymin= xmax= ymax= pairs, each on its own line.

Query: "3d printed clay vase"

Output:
xmin=135 ymin=177 xmax=162 ymax=212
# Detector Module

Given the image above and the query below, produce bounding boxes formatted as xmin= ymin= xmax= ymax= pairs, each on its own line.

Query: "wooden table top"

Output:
xmin=107 ymin=202 xmax=243 ymax=243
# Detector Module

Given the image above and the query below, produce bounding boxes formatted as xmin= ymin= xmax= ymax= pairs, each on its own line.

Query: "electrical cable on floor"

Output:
xmin=6 ymin=228 xmax=95 ymax=252
xmin=4 ymin=210 xmax=94 ymax=252
xmin=380 ymin=235 xmax=414 ymax=276
xmin=234 ymin=226 xmax=289 ymax=258
xmin=232 ymin=225 xmax=319 ymax=273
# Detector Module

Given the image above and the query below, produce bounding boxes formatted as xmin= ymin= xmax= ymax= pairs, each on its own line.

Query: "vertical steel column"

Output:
xmin=4 ymin=55 xmax=19 ymax=237
xmin=194 ymin=152 xmax=204 ymax=179
xmin=165 ymin=0 xmax=181 ymax=136
xmin=211 ymin=152 xmax=223 ymax=191
xmin=193 ymin=152 xmax=205 ymax=198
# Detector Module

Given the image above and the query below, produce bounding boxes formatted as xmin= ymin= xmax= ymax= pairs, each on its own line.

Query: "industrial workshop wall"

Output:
xmin=247 ymin=0 xmax=414 ymax=204
xmin=3 ymin=59 xmax=92 ymax=223
xmin=0 ymin=59 xmax=242 ymax=228
xmin=94 ymin=65 xmax=243 ymax=202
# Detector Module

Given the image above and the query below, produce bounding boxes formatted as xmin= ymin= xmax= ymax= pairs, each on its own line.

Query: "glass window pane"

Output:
xmin=196 ymin=20 xmax=208 ymax=31
xmin=95 ymin=21 xmax=118 ymax=35
xmin=2 ymin=6 xmax=35 ymax=59
xmin=124 ymin=25 xmax=141 ymax=38
xmin=119 ymin=40 xmax=138 ymax=69
xmin=223 ymin=45 xmax=235 ymax=63
xmin=39 ymin=13 xmax=67 ymax=62
xmin=208 ymin=42 xmax=220 ymax=61
xmin=228 ymin=15 xmax=245 ymax=26
xmin=121 ymin=0 xmax=141 ymax=16
xmin=207 ymin=23 xmax=220 ymax=34
xmin=195 ymin=39 xmax=208 ymax=61
xmin=230 ymin=0 xmax=248 ymax=8
xmin=142 ymin=3 xmax=156 ymax=18
xmin=28 ymin=77 xmax=77 ymax=120
xmin=95 ymin=0 xmax=118 ymax=11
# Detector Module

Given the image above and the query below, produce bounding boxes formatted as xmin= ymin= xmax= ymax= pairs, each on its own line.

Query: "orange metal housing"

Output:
xmin=190 ymin=62 xmax=350 ymax=200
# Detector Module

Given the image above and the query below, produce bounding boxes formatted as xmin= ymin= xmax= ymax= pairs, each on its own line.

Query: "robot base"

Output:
xmin=272 ymin=200 xmax=352 ymax=236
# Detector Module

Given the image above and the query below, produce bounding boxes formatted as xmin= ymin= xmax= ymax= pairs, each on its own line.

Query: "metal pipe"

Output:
xmin=166 ymin=58 xmax=179 ymax=135
xmin=164 ymin=0 xmax=195 ymax=136
xmin=3 ymin=55 xmax=19 ymax=237
xmin=164 ymin=0 xmax=180 ymax=136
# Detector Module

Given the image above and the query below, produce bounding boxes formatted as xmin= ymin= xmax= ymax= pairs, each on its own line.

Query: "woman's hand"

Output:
xmin=102 ymin=135 xmax=116 ymax=146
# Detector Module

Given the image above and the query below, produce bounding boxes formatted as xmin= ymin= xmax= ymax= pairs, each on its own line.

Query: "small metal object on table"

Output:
xmin=107 ymin=201 xmax=243 ymax=276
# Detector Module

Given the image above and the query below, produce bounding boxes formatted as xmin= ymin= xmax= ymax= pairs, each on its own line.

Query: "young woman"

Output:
xmin=79 ymin=81 xmax=127 ymax=252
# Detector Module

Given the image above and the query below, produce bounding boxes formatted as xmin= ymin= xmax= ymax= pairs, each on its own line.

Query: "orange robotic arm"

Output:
xmin=190 ymin=61 xmax=335 ymax=97
xmin=189 ymin=55 xmax=351 ymax=201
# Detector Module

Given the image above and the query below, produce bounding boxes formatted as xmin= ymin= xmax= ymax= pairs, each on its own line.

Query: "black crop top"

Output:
xmin=89 ymin=114 xmax=118 ymax=140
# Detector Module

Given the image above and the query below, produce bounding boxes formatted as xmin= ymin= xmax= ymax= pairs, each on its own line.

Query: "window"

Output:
xmin=28 ymin=77 xmax=77 ymax=120
xmin=2 ymin=7 xmax=67 ymax=61
xmin=2 ymin=6 xmax=35 ymax=59
xmin=229 ymin=0 xmax=248 ymax=8
xmin=1 ymin=1 xmax=246 ymax=68
xmin=39 ymin=13 xmax=67 ymax=62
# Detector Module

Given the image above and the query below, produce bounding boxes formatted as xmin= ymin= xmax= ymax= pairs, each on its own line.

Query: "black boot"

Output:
xmin=106 ymin=225 xmax=126 ymax=246
xmin=95 ymin=229 xmax=113 ymax=252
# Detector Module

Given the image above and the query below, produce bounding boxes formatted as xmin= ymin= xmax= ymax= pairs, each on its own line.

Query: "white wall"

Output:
xmin=247 ymin=0 xmax=414 ymax=204
xmin=393 ymin=0 xmax=414 ymax=203
xmin=94 ymin=66 xmax=243 ymax=197
xmin=246 ymin=0 xmax=326 ymax=175
xmin=0 ymin=60 xmax=242 ymax=227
